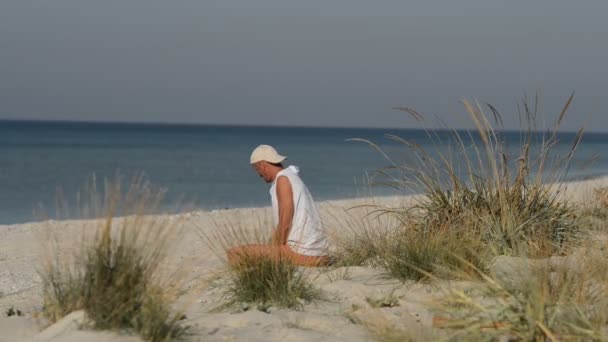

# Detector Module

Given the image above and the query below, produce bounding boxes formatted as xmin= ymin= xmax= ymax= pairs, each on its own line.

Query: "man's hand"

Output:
xmin=272 ymin=176 xmax=294 ymax=245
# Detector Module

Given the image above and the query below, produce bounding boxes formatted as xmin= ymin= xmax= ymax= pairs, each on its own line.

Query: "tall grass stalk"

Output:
xmin=39 ymin=174 xmax=187 ymax=341
xmin=323 ymin=205 xmax=402 ymax=267
xmin=344 ymin=94 xmax=584 ymax=280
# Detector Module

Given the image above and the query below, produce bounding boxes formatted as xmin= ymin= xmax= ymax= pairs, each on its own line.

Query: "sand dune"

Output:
xmin=1 ymin=176 xmax=606 ymax=341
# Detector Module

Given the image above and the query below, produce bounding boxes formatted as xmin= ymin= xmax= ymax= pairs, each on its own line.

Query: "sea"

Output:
xmin=1 ymin=120 xmax=607 ymax=225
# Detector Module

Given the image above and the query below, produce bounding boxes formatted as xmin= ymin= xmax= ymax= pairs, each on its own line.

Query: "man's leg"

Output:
xmin=226 ymin=244 xmax=285 ymax=266
xmin=227 ymin=244 xmax=328 ymax=267
xmin=282 ymin=246 xmax=330 ymax=267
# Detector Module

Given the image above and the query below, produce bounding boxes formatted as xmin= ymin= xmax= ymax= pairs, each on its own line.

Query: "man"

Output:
xmin=228 ymin=145 xmax=329 ymax=267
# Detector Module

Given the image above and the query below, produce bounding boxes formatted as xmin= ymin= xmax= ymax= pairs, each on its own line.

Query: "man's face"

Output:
xmin=253 ymin=161 xmax=273 ymax=183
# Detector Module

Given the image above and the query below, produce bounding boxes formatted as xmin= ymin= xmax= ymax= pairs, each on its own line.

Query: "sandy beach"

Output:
xmin=1 ymin=176 xmax=607 ymax=341
xmin=3 ymin=0 xmax=607 ymax=339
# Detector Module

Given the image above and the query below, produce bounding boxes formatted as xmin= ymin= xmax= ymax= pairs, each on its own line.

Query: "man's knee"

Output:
xmin=226 ymin=244 xmax=264 ymax=263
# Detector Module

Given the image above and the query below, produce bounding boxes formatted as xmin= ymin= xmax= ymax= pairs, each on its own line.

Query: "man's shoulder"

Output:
xmin=276 ymin=175 xmax=292 ymax=188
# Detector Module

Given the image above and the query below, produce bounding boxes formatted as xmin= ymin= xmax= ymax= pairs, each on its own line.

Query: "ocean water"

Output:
xmin=1 ymin=120 xmax=607 ymax=225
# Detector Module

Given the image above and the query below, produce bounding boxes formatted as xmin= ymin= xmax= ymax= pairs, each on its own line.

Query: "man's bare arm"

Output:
xmin=273 ymin=176 xmax=294 ymax=245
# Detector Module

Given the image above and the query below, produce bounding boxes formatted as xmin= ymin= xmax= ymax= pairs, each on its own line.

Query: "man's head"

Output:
xmin=250 ymin=145 xmax=287 ymax=183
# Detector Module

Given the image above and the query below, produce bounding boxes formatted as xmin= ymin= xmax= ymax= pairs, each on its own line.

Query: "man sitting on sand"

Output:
xmin=228 ymin=145 xmax=329 ymax=267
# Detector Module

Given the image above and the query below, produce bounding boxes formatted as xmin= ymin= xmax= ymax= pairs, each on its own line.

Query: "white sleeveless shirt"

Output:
xmin=270 ymin=166 xmax=328 ymax=256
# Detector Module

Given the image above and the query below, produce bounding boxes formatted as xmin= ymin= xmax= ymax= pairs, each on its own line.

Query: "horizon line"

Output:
xmin=0 ymin=117 xmax=597 ymax=134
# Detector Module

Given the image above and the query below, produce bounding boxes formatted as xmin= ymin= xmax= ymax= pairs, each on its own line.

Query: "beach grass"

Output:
xmin=431 ymin=244 xmax=608 ymax=341
xmin=222 ymin=252 xmax=320 ymax=309
xmin=39 ymin=174 xmax=187 ymax=341
xmin=325 ymin=205 xmax=394 ymax=268
xmin=578 ymin=186 xmax=608 ymax=232
xmin=339 ymin=95 xmax=608 ymax=340
xmin=198 ymin=212 xmax=320 ymax=310
xmin=338 ymin=94 xmax=584 ymax=281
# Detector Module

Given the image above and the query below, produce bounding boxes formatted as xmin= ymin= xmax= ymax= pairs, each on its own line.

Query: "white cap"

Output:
xmin=250 ymin=145 xmax=287 ymax=164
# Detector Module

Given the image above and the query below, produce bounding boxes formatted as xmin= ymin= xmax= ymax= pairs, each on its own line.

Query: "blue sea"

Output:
xmin=1 ymin=120 xmax=607 ymax=225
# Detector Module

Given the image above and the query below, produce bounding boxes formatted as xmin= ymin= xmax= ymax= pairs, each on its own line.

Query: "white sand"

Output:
xmin=1 ymin=176 xmax=606 ymax=341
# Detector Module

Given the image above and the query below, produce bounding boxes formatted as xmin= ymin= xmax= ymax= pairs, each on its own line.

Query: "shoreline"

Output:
xmin=0 ymin=194 xmax=411 ymax=229
xmin=2 ymin=173 xmax=608 ymax=229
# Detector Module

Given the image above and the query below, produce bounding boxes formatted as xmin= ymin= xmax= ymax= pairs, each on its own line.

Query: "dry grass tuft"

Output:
xmin=340 ymin=95 xmax=584 ymax=281
xmin=433 ymin=247 xmax=608 ymax=341
xmin=39 ymin=174 xmax=187 ymax=341
xmin=588 ymin=186 xmax=608 ymax=221
xmin=575 ymin=185 xmax=608 ymax=233
xmin=594 ymin=187 xmax=608 ymax=209
xmin=324 ymin=205 xmax=399 ymax=267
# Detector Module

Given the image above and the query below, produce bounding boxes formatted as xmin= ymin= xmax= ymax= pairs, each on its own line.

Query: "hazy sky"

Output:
xmin=1 ymin=1 xmax=607 ymax=131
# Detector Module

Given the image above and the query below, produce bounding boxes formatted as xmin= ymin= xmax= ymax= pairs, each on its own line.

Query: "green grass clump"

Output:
xmin=410 ymin=174 xmax=580 ymax=258
xmin=224 ymin=252 xmax=319 ymax=309
xmin=329 ymin=205 xmax=485 ymax=281
xmin=342 ymin=94 xmax=584 ymax=281
xmin=377 ymin=224 xmax=485 ymax=281
xmin=40 ymin=175 xmax=187 ymax=341
xmin=200 ymin=213 xmax=320 ymax=310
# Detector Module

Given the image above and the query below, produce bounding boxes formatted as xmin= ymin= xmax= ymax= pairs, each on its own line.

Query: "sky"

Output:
xmin=1 ymin=1 xmax=607 ymax=131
